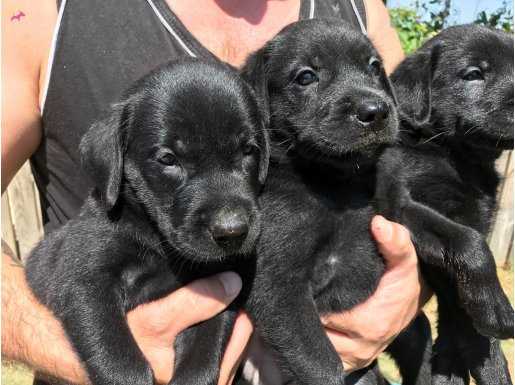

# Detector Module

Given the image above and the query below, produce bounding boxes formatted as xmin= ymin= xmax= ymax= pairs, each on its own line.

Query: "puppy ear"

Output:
xmin=379 ymin=66 xmax=399 ymax=107
xmin=80 ymin=101 xmax=131 ymax=212
xmin=242 ymin=47 xmax=272 ymax=185
xmin=391 ymin=42 xmax=442 ymax=129
xmin=257 ymin=123 xmax=271 ymax=186
xmin=241 ymin=47 xmax=270 ymax=125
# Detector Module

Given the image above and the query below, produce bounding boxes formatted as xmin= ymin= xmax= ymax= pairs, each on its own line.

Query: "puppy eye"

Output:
xmin=157 ymin=152 xmax=178 ymax=166
xmin=462 ymin=66 xmax=484 ymax=81
xmin=295 ymin=68 xmax=318 ymax=86
xmin=368 ymin=57 xmax=382 ymax=76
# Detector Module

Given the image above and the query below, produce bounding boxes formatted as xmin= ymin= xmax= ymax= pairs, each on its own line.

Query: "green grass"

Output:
xmin=3 ymin=269 xmax=513 ymax=385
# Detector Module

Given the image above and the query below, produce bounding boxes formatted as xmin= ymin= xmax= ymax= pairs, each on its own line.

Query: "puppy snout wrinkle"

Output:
xmin=356 ymin=100 xmax=389 ymax=124
xmin=210 ymin=208 xmax=249 ymax=249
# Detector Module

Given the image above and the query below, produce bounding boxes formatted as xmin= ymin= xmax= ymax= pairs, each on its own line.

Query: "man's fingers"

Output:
xmin=165 ymin=272 xmax=242 ymax=335
xmin=325 ymin=328 xmax=381 ymax=373
xmin=321 ymin=312 xmax=357 ymax=336
xmin=370 ymin=215 xmax=416 ymax=269
xmin=218 ymin=312 xmax=254 ymax=385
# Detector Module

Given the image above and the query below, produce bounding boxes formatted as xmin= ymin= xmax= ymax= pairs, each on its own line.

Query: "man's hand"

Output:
xmin=128 ymin=272 xmax=253 ymax=385
xmin=321 ymin=215 xmax=432 ymax=371
xmin=241 ymin=215 xmax=432 ymax=383
xmin=2 ymin=251 xmax=252 ymax=385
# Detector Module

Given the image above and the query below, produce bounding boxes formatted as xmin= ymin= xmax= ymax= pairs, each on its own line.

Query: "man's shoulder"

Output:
xmin=3 ymin=0 xmax=58 ymax=99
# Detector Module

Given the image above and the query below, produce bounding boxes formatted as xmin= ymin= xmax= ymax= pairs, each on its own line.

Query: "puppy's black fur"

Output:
xmin=240 ymin=19 xmax=430 ymax=385
xmin=25 ymin=59 xmax=270 ymax=385
xmin=241 ymin=20 xmax=512 ymax=385
xmin=387 ymin=24 xmax=514 ymax=385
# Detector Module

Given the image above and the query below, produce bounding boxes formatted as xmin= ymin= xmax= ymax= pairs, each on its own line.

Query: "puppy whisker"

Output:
xmin=422 ymin=131 xmax=447 ymax=144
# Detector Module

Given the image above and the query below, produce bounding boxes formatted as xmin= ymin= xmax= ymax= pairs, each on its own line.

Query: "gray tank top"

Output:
xmin=34 ymin=0 xmax=367 ymax=232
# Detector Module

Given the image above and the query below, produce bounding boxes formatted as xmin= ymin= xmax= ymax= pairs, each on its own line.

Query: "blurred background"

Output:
xmin=2 ymin=1 xmax=513 ymax=384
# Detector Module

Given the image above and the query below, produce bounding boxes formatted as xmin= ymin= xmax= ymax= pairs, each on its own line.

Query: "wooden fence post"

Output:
xmin=1 ymin=162 xmax=44 ymax=261
xmin=488 ymin=151 xmax=514 ymax=268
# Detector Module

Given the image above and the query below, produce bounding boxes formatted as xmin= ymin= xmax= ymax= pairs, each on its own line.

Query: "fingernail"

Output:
xmin=374 ymin=216 xmax=393 ymax=242
xmin=218 ymin=271 xmax=242 ymax=297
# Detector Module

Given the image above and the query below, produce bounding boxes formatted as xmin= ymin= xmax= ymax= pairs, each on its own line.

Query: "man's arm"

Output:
xmin=2 ymin=249 xmax=88 ymax=383
xmin=1 ymin=0 xmax=54 ymax=190
xmin=1 ymin=0 xmax=86 ymax=380
xmin=364 ymin=0 xmax=405 ymax=74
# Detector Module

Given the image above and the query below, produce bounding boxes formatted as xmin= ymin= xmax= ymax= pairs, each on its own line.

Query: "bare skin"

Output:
xmin=2 ymin=0 xmax=424 ymax=383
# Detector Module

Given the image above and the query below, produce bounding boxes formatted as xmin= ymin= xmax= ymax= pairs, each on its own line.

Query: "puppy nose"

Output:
xmin=210 ymin=210 xmax=249 ymax=250
xmin=357 ymin=101 xmax=389 ymax=124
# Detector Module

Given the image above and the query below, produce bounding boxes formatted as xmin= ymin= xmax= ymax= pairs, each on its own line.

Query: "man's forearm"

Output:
xmin=2 ymin=248 xmax=88 ymax=384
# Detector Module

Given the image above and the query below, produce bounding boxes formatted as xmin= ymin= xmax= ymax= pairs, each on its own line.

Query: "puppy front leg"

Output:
xmin=468 ymin=338 xmax=512 ymax=385
xmin=170 ymin=309 xmax=238 ymax=385
xmin=459 ymin=326 xmax=512 ymax=385
xmin=431 ymin=298 xmax=470 ymax=385
xmin=399 ymin=200 xmax=514 ymax=339
xmin=55 ymin=280 xmax=153 ymax=385
xmin=434 ymin=296 xmax=512 ymax=385
xmin=247 ymin=289 xmax=346 ymax=385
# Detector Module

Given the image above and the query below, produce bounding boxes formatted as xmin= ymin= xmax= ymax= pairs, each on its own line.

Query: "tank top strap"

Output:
xmin=312 ymin=0 xmax=367 ymax=33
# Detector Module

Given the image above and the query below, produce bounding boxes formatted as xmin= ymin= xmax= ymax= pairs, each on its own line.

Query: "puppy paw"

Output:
xmin=431 ymin=373 xmax=468 ymax=385
xmin=432 ymin=347 xmax=469 ymax=385
xmin=460 ymin=284 xmax=514 ymax=339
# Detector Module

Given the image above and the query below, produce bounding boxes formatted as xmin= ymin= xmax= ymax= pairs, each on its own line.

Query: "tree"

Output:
xmin=474 ymin=1 xmax=513 ymax=33
xmin=389 ymin=7 xmax=439 ymax=53
xmin=389 ymin=0 xmax=514 ymax=53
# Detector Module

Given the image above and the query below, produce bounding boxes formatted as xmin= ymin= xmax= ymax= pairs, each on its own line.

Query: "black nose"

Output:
xmin=357 ymin=100 xmax=389 ymax=124
xmin=210 ymin=210 xmax=249 ymax=250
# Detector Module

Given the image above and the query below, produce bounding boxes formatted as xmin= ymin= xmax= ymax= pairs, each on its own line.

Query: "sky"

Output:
xmin=387 ymin=0 xmax=514 ymax=24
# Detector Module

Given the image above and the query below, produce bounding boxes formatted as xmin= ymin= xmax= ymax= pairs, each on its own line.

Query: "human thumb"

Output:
xmin=370 ymin=215 xmax=416 ymax=270
xmin=165 ymin=271 xmax=242 ymax=334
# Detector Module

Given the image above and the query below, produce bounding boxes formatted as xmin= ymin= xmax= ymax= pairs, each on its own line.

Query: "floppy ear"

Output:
xmin=379 ymin=65 xmax=399 ymax=107
xmin=241 ymin=47 xmax=270 ymax=125
xmin=242 ymin=46 xmax=272 ymax=185
xmin=391 ymin=42 xmax=442 ymax=129
xmin=257 ymin=123 xmax=271 ymax=186
xmin=79 ymin=101 xmax=131 ymax=212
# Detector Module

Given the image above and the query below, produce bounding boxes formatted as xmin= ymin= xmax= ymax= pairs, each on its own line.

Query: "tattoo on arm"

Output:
xmin=10 ymin=11 xmax=26 ymax=22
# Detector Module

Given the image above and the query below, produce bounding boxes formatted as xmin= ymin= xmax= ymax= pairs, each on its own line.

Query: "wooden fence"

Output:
xmin=2 ymin=154 xmax=514 ymax=267
xmin=2 ymin=162 xmax=44 ymax=260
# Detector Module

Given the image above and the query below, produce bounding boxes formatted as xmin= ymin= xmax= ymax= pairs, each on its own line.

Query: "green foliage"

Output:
xmin=474 ymin=1 xmax=513 ymax=33
xmin=416 ymin=0 xmax=451 ymax=32
xmin=390 ymin=0 xmax=514 ymax=53
xmin=389 ymin=7 xmax=438 ymax=53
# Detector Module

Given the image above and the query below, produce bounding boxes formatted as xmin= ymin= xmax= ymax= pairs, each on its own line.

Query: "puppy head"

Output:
xmin=242 ymin=19 xmax=398 ymax=168
xmin=80 ymin=59 xmax=269 ymax=262
xmin=392 ymin=24 xmax=514 ymax=152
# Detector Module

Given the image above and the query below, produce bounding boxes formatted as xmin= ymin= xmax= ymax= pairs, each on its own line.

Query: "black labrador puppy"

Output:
xmin=240 ymin=19 xmax=431 ymax=385
xmin=25 ymin=59 xmax=270 ymax=385
xmin=386 ymin=24 xmax=514 ymax=385
xmin=241 ymin=20 xmax=512 ymax=385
